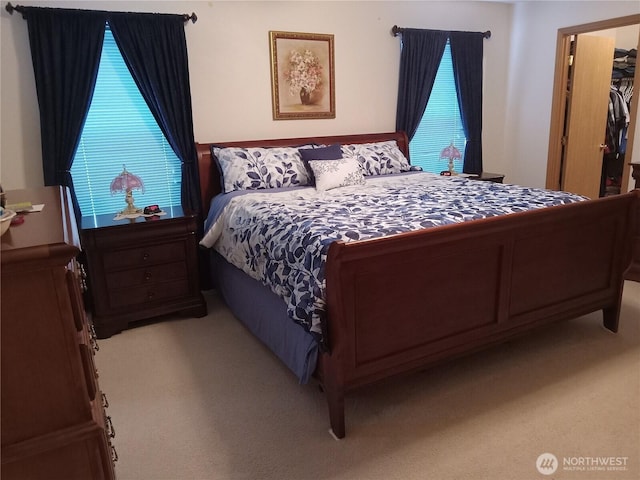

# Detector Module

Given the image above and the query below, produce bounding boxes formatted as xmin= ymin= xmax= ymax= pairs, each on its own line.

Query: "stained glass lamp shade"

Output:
xmin=440 ymin=142 xmax=462 ymax=175
xmin=110 ymin=165 xmax=144 ymax=215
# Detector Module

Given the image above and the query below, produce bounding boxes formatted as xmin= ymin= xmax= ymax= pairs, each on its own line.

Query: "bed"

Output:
xmin=196 ymin=131 xmax=638 ymax=438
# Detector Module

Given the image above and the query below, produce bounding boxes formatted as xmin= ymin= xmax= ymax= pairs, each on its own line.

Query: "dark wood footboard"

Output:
xmin=626 ymin=163 xmax=640 ymax=282
xmin=320 ymin=190 xmax=639 ymax=438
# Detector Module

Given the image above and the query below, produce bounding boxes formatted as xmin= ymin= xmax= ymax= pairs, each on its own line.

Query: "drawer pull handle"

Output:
xmin=144 ymin=271 xmax=152 ymax=281
xmin=147 ymin=291 xmax=155 ymax=300
xmin=111 ymin=444 xmax=119 ymax=463
xmin=90 ymin=324 xmax=100 ymax=352
xmin=142 ymin=252 xmax=150 ymax=261
xmin=77 ymin=261 xmax=89 ymax=293
xmin=105 ymin=414 xmax=116 ymax=438
xmin=102 ymin=392 xmax=109 ymax=409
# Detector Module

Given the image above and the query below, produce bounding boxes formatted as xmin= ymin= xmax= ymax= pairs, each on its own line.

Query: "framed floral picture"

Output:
xmin=269 ymin=31 xmax=335 ymax=120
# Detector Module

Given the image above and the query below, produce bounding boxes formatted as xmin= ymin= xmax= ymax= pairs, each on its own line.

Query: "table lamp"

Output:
xmin=110 ymin=165 xmax=144 ymax=215
xmin=440 ymin=142 xmax=462 ymax=175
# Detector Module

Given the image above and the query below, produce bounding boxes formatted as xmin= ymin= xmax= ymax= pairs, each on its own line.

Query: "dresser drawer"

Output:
xmin=105 ymin=261 xmax=188 ymax=289
xmin=103 ymin=241 xmax=186 ymax=271
xmin=108 ymin=278 xmax=190 ymax=309
xmin=79 ymin=343 xmax=98 ymax=401
xmin=66 ymin=269 xmax=85 ymax=332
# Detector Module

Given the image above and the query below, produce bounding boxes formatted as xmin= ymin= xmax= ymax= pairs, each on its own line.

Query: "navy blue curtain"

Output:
xmin=450 ymin=32 xmax=484 ymax=174
xmin=395 ymin=29 xmax=448 ymax=141
xmin=24 ymin=7 xmax=105 ymax=222
xmin=108 ymin=13 xmax=201 ymax=215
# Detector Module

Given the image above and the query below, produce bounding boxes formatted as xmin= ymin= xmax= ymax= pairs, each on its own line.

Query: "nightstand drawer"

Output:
xmin=108 ymin=279 xmax=190 ymax=309
xmin=105 ymin=261 xmax=187 ymax=289
xmin=103 ymin=241 xmax=186 ymax=271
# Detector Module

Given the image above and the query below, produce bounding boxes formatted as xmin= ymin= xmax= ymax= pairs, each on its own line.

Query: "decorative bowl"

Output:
xmin=1 ymin=209 xmax=17 ymax=236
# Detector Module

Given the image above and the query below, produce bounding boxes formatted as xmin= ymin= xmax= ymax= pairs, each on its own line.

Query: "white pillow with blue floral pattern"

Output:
xmin=213 ymin=146 xmax=314 ymax=193
xmin=340 ymin=140 xmax=412 ymax=176
xmin=308 ymin=158 xmax=366 ymax=191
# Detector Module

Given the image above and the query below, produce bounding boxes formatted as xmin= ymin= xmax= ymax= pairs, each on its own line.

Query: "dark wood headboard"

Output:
xmin=195 ymin=131 xmax=409 ymax=215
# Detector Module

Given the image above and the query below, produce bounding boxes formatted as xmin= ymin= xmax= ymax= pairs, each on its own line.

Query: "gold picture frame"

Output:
xmin=269 ymin=31 xmax=335 ymax=120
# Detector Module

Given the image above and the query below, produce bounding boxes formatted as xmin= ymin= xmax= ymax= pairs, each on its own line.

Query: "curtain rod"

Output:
xmin=391 ymin=25 xmax=491 ymax=39
xmin=5 ymin=2 xmax=198 ymax=23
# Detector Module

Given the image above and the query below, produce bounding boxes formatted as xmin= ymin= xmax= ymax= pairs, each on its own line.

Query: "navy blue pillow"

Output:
xmin=298 ymin=143 xmax=343 ymax=161
xmin=210 ymin=144 xmax=226 ymax=192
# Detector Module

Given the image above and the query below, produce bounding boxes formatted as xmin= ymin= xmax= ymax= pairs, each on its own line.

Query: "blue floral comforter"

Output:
xmin=200 ymin=173 xmax=586 ymax=347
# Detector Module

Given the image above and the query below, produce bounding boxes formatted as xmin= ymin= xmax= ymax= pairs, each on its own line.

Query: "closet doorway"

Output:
xmin=546 ymin=14 xmax=640 ymax=198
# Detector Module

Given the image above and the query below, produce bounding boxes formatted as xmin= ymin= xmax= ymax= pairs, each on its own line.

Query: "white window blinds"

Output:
xmin=409 ymin=42 xmax=467 ymax=174
xmin=71 ymin=26 xmax=182 ymax=217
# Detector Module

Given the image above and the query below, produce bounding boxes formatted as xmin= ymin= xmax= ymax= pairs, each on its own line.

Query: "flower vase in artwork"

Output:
xmin=300 ymin=88 xmax=312 ymax=105
xmin=285 ymin=48 xmax=323 ymax=107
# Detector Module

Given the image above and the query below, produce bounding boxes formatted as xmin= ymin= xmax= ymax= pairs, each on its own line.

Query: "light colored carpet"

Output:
xmin=95 ymin=281 xmax=640 ymax=480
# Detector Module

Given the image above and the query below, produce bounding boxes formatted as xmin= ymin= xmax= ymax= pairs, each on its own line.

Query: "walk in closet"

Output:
xmin=604 ymin=47 xmax=635 ymax=196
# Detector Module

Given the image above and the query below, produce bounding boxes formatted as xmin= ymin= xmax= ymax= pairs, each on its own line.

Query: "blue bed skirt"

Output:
xmin=209 ymin=251 xmax=319 ymax=384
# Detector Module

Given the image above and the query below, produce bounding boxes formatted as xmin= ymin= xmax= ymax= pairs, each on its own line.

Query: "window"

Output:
xmin=71 ymin=26 xmax=182 ymax=217
xmin=409 ymin=42 xmax=467 ymax=174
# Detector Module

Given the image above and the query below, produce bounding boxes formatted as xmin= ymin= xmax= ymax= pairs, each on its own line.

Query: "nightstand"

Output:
xmin=468 ymin=172 xmax=505 ymax=183
xmin=81 ymin=206 xmax=207 ymax=338
xmin=626 ymin=163 xmax=640 ymax=282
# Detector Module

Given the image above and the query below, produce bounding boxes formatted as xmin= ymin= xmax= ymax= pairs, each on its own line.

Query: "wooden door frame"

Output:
xmin=546 ymin=14 xmax=640 ymax=193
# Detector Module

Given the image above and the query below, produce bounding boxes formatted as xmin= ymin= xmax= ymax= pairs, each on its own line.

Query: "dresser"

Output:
xmin=81 ymin=206 xmax=207 ymax=338
xmin=1 ymin=186 xmax=116 ymax=480
xmin=626 ymin=163 xmax=640 ymax=282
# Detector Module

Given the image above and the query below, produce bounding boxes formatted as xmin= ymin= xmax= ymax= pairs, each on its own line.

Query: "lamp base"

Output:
xmin=448 ymin=159 xmax=458 ymax=175
xmin=120 ymin=190 xmax=142 ymax=215
xmin=121 ymin=205 xmax=142 ymax=215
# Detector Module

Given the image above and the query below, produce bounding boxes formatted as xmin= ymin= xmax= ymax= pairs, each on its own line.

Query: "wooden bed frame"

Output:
xmin=196 ymin=131 xmax=639 ymax=438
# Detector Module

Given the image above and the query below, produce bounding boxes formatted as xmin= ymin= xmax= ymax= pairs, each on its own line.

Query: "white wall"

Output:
xmin=0 ymin=0 xmax=510 ymax=190
xmin=1 ymin=0 xmax=638 ymax=192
